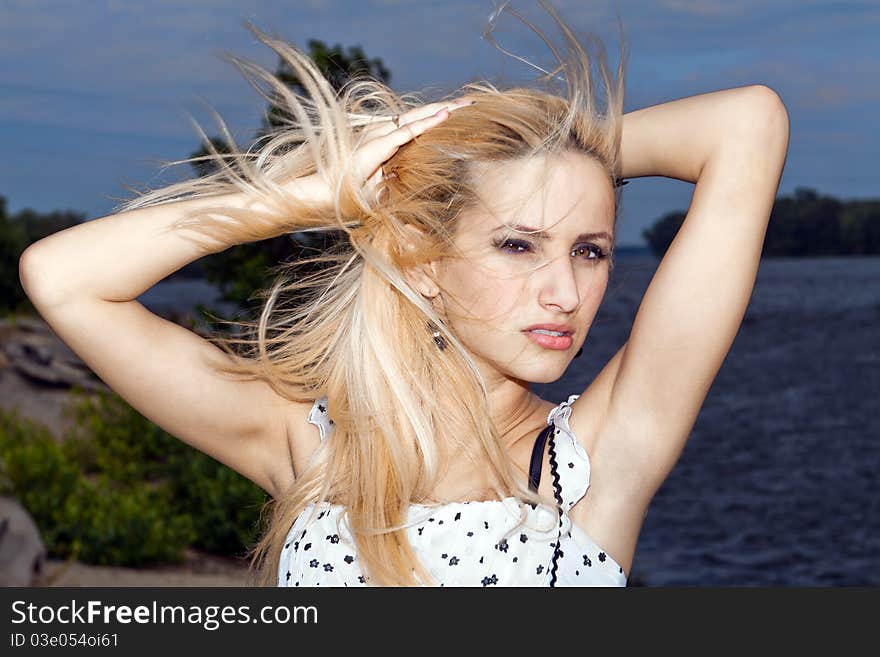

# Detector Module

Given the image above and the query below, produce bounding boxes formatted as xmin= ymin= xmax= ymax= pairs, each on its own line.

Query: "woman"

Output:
xmin=19 ymin=2 xmax=789 ymax=586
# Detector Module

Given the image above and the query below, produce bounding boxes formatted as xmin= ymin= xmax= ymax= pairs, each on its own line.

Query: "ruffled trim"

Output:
xmin=307 ymin=396 xmax=334 ymax=442
xmin=545 ymin=394 xmax=591 ymax=510
xmin=546 ymin=393 xmax=580 ymax=426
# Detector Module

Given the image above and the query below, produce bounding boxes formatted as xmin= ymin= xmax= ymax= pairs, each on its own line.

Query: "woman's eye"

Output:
xmin=572 ymin=244 xmax=607 ymax=260
xmin=497 ymin=239 xmax=533 ymax=253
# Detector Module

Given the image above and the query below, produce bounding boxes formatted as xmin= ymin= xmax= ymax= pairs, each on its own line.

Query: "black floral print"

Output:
xmin=279 ymin=394 xmax=628 ymax=587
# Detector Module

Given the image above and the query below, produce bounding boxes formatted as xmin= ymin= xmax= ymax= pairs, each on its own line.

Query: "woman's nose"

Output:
xmin=538 ymin=254 xmax=582 ymax=312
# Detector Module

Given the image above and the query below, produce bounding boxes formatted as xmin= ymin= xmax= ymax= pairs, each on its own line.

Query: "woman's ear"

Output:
xmin=399 ymin=223 xmax=441 ymax=302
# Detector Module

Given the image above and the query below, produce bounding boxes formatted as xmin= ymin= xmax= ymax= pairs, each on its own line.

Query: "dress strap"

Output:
xmin=528 ymin=424 xmax=554 ymax=492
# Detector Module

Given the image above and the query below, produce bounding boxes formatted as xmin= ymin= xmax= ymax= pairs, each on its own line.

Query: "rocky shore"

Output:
xmin=0 ymin=313 xmax=251 ymax=587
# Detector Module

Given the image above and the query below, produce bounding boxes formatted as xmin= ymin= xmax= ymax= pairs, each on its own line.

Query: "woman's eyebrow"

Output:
xmin=492 ymin=224 xmax=613 ymax=243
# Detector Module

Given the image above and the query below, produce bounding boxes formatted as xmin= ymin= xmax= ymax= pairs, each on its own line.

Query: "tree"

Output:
xmin=641 ymin=187 xmax=880 ymax=259
xmin=258 ymin=39 xmax=391 ymax=138
xmin=187 ymin=40 xmax=392 ymax=317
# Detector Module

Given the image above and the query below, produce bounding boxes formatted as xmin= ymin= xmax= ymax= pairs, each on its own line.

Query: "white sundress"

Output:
xmin=278 ymin=394 xmax=628 ymax=587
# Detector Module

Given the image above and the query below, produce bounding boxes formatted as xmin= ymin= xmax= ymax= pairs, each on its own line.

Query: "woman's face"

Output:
xmin=434 ymin=150 xmax=616 ymax=386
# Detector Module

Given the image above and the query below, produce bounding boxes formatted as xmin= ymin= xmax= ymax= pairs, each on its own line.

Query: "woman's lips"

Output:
xmin=523 ymin=329 xmax=574 ymax=350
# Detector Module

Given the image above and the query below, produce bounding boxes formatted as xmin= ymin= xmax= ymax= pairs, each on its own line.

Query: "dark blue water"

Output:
xmin=143 ymin=250 xmax=880 ymax=586
xmin=534 ymin=252 xmax=880 ymax=586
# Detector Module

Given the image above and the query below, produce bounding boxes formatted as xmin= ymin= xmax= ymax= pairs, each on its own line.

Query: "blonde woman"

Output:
xmin=19 ymin=2 xmax=789 ymax=587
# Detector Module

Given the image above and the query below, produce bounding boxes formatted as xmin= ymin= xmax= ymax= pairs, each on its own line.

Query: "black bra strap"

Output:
xmin=528 ymin=424 xmax=554 ymax=492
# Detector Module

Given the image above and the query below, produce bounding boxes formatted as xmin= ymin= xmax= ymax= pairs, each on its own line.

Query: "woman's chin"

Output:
xmin=508 ymin=361 xmax=570 ymax=384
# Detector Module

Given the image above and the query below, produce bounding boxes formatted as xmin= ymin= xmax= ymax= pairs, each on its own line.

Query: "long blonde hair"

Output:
xmin=115 ymin=1 xmax=627 ymax=586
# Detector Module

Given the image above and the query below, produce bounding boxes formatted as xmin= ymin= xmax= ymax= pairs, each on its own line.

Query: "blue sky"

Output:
xmin=1 ymin=0 xmax=877 ymax=247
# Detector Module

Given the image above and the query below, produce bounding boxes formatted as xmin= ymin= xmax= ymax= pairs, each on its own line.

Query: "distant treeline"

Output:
xmin=0 ymin=196 xmax=206 ymax=315
xmin=2 ymin=185 xmax=878 ymax=316
xmin=642 ymin=187 xmax=880 ymax=258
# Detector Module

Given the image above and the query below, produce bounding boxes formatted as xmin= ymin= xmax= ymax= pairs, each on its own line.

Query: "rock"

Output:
xmin=0 ymin=315 xmax=111 ymax=439
xmin=1 ymin=324 xmax=108 ymax=393
xmin=9 ymin=316 xmax=51 ymax=334
xmin=0 ymin=497 xmax=47 ymax=587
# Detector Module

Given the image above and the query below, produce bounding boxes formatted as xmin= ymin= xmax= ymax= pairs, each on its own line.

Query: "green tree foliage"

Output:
xmin=0 ymin=385 xmax=268 ymax=566
xmin=259 ymin=39 xmax=391 ymax=138
xmin=188 ymin=40 xmax=391 ymax=316
xmin=642 ymin=187 xmax=880 ymax=258
xmin=61 ymin=385 xmax=269 ymax=556
xmin=839 ymin=201 xmax=880 ymax=255
xmin=0 ymin=197 xmax=27 ymax=315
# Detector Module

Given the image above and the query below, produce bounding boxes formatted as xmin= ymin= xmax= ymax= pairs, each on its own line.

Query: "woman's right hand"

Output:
xmin=289 ymin=97 xmax=474 ymax=205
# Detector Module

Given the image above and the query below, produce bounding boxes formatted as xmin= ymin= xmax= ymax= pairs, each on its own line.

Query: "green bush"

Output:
xmin=62 ymin=386 xmax=183 ymax=483
xmin=0 ymin=409 xmax=81 ymax=546
xmin=63 ymin=475 xmax=196 ymax=566
xmin=0 ymin=407 xmax=195 ymax=565
xmin=0 ymin=384 xmax=269 ymax=567
xmin=62 ymin=385 xmax=268 ymax=556
xmin=165 ymin=449 xmax=268 ymax=555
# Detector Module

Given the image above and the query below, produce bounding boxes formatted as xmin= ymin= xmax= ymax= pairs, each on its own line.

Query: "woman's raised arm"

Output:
xmin=571 ymin=85 xmax=790 ymax=520
xmin=16 ymin=99 xmax=465 ymax=498
xmin=16 ymin=181 xmax=331 ymax=498
xmin=618 ymin=84 xmax=783 ymax=184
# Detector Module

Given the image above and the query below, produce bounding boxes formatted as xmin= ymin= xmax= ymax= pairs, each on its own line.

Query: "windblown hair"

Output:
xmin=115 ymin=0 xmax=627 ymax=586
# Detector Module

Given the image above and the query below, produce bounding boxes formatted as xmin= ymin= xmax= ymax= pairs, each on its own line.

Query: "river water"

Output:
xmin=535 ymin=252 xmax=880 ymax=586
